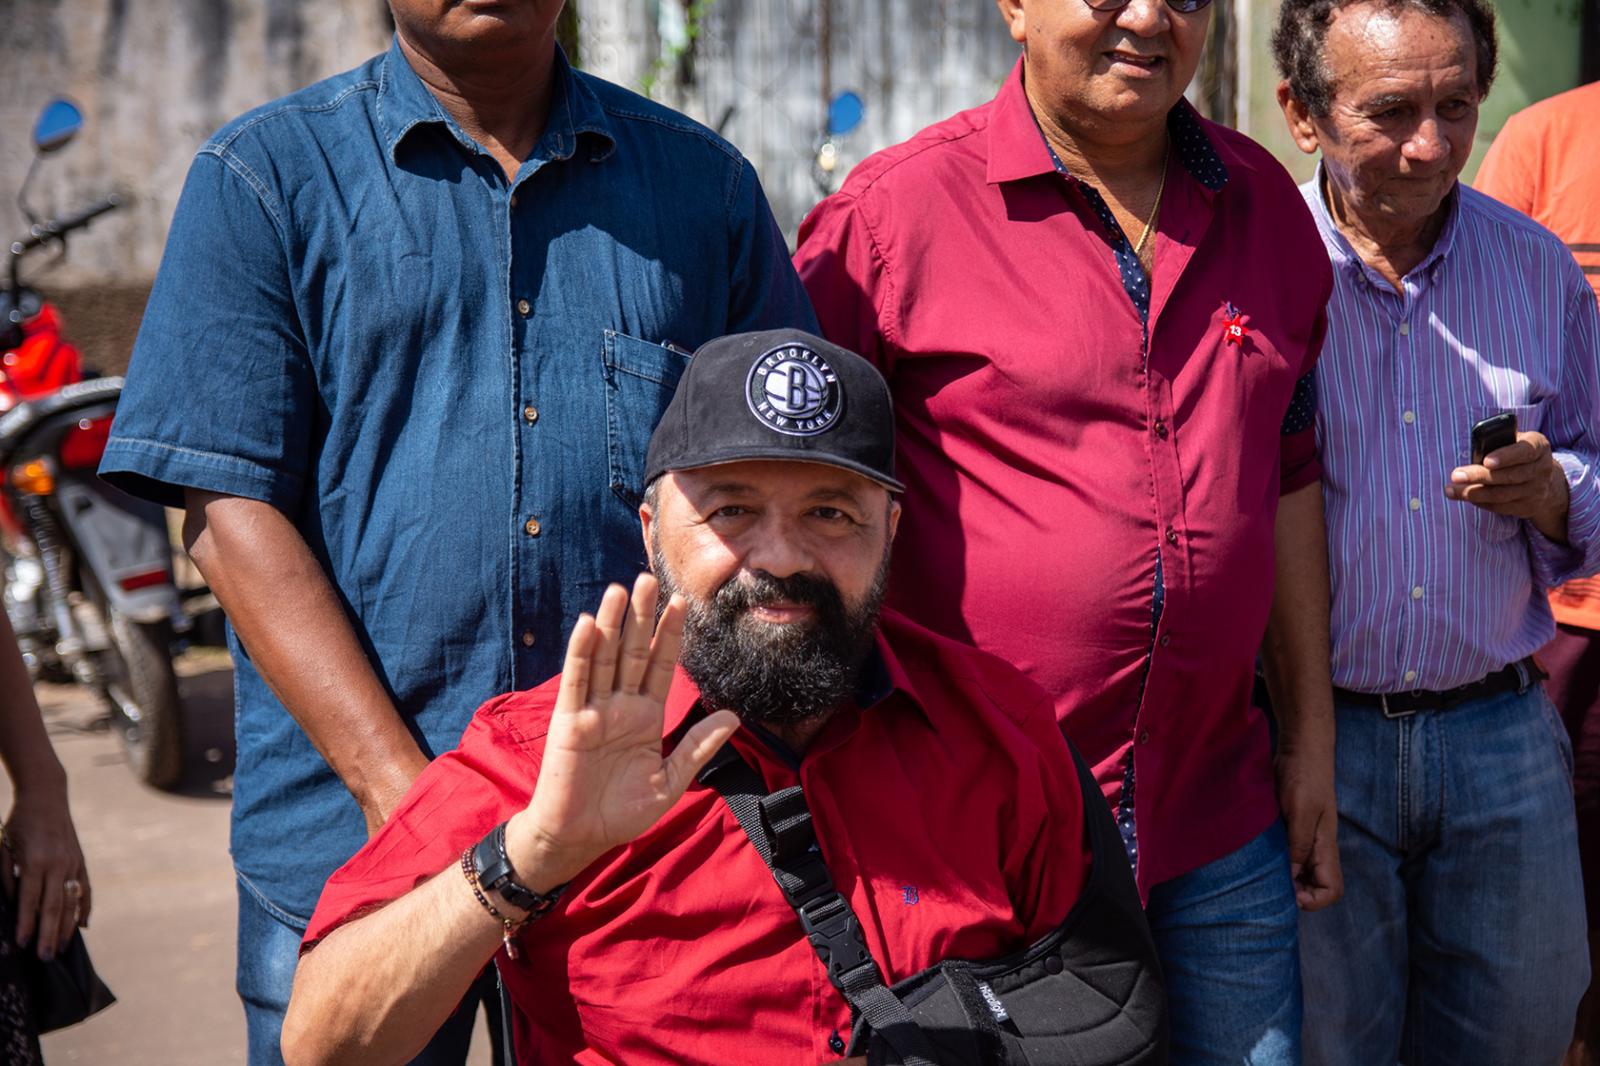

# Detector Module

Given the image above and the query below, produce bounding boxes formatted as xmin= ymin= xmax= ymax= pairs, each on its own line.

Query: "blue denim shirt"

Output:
xmin=101 ymin=39 xmax=816 ymax=920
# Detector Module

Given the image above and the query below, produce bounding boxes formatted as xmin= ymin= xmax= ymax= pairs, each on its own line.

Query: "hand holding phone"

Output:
xmin=1449 ymin=410 xmax=1569 ymax=542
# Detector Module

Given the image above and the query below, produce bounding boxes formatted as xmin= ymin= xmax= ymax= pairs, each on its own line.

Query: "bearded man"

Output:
xmin=279 ymin=330 xmax=1167 ymax=1065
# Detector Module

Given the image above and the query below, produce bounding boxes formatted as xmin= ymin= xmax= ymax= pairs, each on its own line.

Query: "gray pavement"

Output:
xmin=5 ymin=648 xmax=492 ymax=1064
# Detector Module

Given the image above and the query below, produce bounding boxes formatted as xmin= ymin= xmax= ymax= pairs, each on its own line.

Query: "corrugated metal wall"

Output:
xmin=578 ymin=0 xmax=1022 ymax=238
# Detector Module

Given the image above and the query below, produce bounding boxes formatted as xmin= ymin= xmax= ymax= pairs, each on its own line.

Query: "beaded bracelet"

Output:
xmin=460 ymin=847 xmax=527 ymax=959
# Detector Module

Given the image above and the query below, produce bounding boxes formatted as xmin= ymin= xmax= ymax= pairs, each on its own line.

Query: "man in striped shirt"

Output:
xmin=1274 ymin=1 xmax=1598 ymax=1063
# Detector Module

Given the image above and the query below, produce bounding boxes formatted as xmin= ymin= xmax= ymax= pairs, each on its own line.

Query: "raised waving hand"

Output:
xmin=505 ymin=574 xmax=741 ymax=892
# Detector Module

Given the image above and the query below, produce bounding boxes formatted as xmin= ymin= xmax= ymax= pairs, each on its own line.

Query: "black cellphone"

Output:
xmin=1470 ymin=411 xmax=1519 ymax=465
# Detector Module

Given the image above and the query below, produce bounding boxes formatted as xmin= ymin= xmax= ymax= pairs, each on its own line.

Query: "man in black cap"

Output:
xmin=281 ymin=330 xmax=1164 ymax=1066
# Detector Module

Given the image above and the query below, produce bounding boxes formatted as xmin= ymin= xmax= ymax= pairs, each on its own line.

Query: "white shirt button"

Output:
xmin=1404 ymin=669 xmax=1418 ymax=683
xmin=1411 ymin=585 xmax=1425 ymax=600
xmin=1399 ymin=321 xmax=1411 ymax=336
xmin=1410 ymin=497 xmax=1422 ymax=511
xmin=1403 ymin=410 xmax=1416 ymax=425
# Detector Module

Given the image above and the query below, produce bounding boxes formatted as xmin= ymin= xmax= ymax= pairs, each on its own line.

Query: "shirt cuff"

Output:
xmin=100 ymin=436 xmax=305 ymax=513
xmin=1529 ymin=450 xmax=1600 ymax=588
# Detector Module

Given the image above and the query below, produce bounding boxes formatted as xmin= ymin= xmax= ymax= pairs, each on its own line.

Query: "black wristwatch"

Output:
xmin=470 ymin=822 xmax=567 ymax=918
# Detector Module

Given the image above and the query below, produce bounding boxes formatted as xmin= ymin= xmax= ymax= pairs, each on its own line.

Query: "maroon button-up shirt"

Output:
xmin=795 ymin=60 xmax=1330 ymax=893
xmin=304 ymin=611 xmax=1090 ymax=1064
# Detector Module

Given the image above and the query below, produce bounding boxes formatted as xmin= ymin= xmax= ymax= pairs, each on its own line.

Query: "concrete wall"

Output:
xmin=1 ymin=0 xmax=391 ymax=369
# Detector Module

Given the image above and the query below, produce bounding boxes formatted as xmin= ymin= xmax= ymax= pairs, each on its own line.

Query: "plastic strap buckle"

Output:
xmin=760 ymin=787 xmax=817 ymax=862
xmin=796 ymin=892 xmax=877 ymax=985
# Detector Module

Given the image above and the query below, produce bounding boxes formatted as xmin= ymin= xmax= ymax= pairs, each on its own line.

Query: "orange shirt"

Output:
xmin=1477 ymin=81 xmax=1600 ymax=629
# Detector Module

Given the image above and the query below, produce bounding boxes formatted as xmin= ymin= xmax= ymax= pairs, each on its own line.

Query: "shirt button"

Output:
xmin=1409 ymin=497 xmax=1422 ymax=511
xmin=1403 ymin=410 xmax=1416 ymax=425
xmin=1138 ymin=730 xmax=1151 ymax=744
xmin=523 ymin=405 xmax=539 ymax=424
xmin=828 ymin=1032 xmax=845 ymax=1055
xmin=1398 ymin=321 xmax=1411 ymax=336
xmin=1159 ymin=634 xmax=1170 ymax=647
xmin=1411 ymin=585 xmax=1424 ymax=600
xmin=524 ymin=517 xmax=542 ymax=537
xmin=516 ymin=298 xmax=531 ymax=316
xmin=1164 ymin=525 xmax=1178 ymax=545
xmin=1404 ymin=669 xmax=1418 ymax=683
xmin=510 ymin=193 xmax=519 ymax=208
xmin=521 ymin=630 xmax=535 ymax=647
xmin=1154 ymin=420 xmax=1168 ymax=439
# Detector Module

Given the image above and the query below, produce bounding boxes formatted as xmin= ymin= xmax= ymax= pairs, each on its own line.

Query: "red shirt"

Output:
xmin=794 ymin=60 xmax=1331 ymax=893
xmin=303 ymin=610 xmax=1090 ymax=1065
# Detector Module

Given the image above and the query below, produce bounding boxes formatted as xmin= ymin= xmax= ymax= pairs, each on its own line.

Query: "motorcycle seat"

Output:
xmin=0 ymin=375 xmax=123 ymax=460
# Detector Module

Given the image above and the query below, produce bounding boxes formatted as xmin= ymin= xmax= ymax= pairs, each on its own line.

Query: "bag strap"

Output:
xmin=698 ymin=742 xmax=940 ymax=1066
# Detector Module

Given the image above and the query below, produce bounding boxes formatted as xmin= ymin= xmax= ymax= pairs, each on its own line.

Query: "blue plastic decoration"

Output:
xmin=827 ymin=91 xmax=864 ymax=137
xmin=33 ymin=99 xmax=83 ymax=154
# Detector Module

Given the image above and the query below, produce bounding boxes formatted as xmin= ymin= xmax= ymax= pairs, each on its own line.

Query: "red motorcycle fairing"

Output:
xmin=1 ymin=303 xmax=84 ymax=411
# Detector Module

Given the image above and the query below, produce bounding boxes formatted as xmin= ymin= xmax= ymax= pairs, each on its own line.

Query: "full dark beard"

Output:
xmin=655 ymin=548 xmax=889 ymax=730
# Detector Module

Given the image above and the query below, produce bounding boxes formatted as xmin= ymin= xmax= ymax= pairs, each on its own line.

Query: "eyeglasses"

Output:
xmin=1083 ymin=0 xmax=1216 ymax=13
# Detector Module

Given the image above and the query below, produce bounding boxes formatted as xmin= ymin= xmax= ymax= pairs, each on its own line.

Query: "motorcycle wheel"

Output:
xmin=101 ymin=607 xmax=184 ymax=789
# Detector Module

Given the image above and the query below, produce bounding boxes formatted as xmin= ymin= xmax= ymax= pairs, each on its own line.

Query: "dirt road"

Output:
xmin=7 ymin=649 xmax=491 ymax=1064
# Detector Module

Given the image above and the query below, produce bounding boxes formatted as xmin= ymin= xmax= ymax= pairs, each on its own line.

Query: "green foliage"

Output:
xmin=558 ymin=2 xmax=582 ymax=67
xmin=640 ymin=0 xmax=717 ymax=99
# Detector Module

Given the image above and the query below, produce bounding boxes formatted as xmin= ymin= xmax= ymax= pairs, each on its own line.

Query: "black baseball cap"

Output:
xmin=644 ymin=328 xmax=904 ymax=493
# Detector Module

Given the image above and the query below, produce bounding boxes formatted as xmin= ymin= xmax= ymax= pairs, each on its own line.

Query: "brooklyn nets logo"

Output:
xmin=745 ymin=344 xmax=844 ymax=436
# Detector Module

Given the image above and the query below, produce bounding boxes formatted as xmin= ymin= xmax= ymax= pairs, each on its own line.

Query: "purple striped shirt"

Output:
xmin=1305 ymin=168 xmax=1600 ymax=692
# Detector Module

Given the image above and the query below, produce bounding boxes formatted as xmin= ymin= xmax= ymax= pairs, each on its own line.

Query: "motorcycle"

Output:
xmin=0 ymin=98 xmax=188 ymax=789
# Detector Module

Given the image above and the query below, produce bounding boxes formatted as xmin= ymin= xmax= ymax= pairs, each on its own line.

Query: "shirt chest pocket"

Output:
xmin=603 ymin=330 xmax=692 ymax=509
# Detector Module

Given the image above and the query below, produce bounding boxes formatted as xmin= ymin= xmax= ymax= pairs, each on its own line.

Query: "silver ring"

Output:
xmin=63 ymin=879 xmax=82 ymax=899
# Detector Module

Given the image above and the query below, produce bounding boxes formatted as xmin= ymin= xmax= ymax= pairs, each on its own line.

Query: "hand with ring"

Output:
xmin=0 ymin=609 xmax=92 ymax=960
xmin=2 ymin=792 xmax=92 ymax=961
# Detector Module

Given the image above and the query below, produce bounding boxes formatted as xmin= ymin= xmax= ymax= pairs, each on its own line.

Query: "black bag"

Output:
xmin=22 ymin=929 xmax=116 ymax=1034
xmin=698 ymin=740 xmax=1168 ymax=1066
xmin=0 ymin=875 xmax=115 ymax=1034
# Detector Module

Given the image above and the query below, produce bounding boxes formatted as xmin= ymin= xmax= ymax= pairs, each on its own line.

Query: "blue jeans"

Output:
xmin=237 ymin=874 xmax=492 ymax=1065
xmin=1146 ymin=819 xmax=1304 ymax=1065
xmin=1300 ymin=683 xmax=1588 ymax=1066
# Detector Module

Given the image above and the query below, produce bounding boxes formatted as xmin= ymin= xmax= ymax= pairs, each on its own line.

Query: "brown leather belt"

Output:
xmin=1333 ymin=657 xmax=1542 ymax=719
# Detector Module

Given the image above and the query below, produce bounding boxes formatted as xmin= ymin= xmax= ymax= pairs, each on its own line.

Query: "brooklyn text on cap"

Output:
xmin=644 ymin=328 xmax=904 ymax=493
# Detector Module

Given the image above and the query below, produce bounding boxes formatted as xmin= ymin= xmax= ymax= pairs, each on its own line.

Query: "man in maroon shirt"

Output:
xmin=280 ymin=330 xmax=1163 ymax=1065
xmin=795 ymin=1 xmax=1339 ymax=1060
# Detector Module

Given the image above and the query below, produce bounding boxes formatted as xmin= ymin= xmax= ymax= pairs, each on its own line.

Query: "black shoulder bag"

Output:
xmin=697 ymin=741 xmax=1169 ymax=1066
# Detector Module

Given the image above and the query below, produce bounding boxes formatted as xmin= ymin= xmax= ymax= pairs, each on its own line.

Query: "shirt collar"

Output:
xmin=1307 ymin=161 xmax=1460 ymax=287
xmin=985 ymin=55 xmax=1229 ymax=194
xmin=376 ymin=37 xmax=616 ymax=164
xmin=662 ymin=627 xmax=932 ymax=739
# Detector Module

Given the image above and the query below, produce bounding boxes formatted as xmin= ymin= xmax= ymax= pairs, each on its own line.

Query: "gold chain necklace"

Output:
xmin=1133 ymin=146 xmax=1170 ymax=260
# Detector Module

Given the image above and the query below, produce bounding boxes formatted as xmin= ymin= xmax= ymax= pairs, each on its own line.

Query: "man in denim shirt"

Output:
xmin=100 ymin=2 xmax=813 ymax=1061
